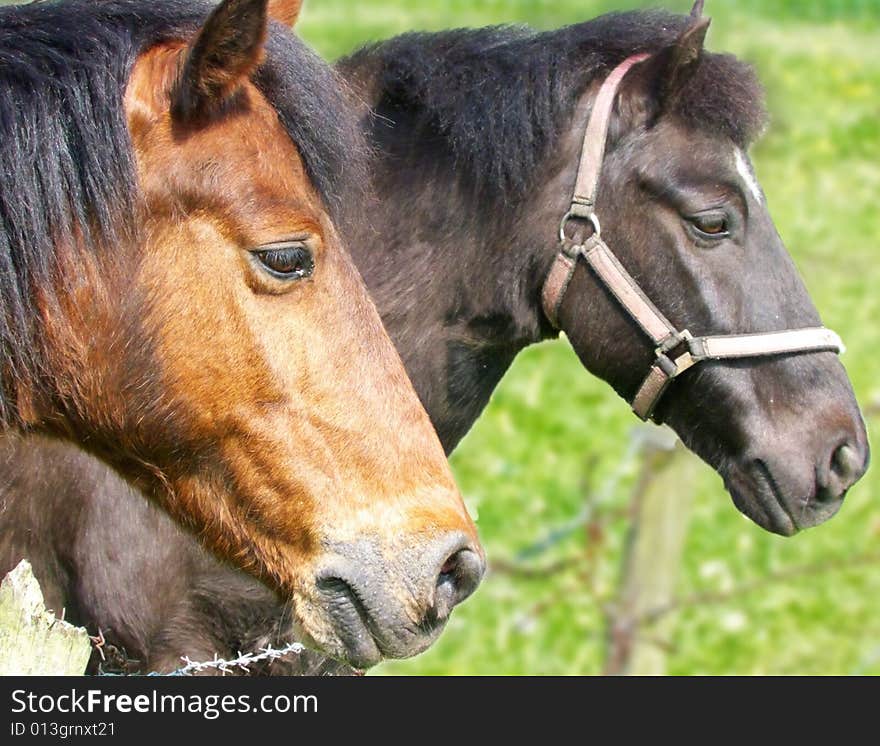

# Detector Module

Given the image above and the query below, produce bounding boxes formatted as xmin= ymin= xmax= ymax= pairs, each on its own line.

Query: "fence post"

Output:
xmin=0 ymin=559 xmax=91 ymax=676
xmin=604 ymin=428 xmax=701 ymax=676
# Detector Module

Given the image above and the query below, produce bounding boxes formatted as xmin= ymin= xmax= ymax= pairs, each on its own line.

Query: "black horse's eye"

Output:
xmin=689 ymin=214 xmax=730 ymax=240
xmin=253 ymin=243 xmax=314 ymax=280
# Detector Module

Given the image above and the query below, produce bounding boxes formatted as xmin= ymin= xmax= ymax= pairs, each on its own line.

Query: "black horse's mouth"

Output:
xmin=726 ymin=464 xmax=799 ymax=537
xmin=725 ymin=456 xmax=851 ymax=537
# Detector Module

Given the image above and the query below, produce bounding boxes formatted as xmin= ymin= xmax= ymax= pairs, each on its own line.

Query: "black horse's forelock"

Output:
xmin=341 ymin=9 xmax=767 ymax=205
xmin=0 ymin=0 xmax=366 ymax=425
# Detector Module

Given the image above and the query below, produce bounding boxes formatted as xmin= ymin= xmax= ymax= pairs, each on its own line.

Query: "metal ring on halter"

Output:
xmin=559 ymin=211 xmax=602 ymax=244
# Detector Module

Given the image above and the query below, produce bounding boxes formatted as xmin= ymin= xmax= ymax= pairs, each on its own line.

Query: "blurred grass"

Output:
xmin=298 ymin=1 xmax=880 ymax=676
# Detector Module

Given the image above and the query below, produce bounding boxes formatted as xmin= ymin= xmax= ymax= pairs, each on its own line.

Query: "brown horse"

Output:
xmin=0 ymin=0 xmax=482 ymax=670
xmin=1 ymin=4 xmax=869 ymax=674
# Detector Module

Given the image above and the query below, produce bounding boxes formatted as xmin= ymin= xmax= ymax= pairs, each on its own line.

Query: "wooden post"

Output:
xmin=0 ymin=560 xmax=91 ymax=676
xmin=604 ymin=428 xmax=701 ymax=676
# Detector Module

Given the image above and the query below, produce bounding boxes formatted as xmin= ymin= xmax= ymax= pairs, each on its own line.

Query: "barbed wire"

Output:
xmin=94 ymin=641 xmax=308 ymax=677
xmin=148 ymin=641 xmax=307 ymax=677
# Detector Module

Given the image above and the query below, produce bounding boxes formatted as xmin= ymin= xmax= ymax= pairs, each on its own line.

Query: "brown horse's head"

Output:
xmin=552 ymin=10 xmax=868 ymax=535
xmin=0 ymin=0 xmax=481 ymax=667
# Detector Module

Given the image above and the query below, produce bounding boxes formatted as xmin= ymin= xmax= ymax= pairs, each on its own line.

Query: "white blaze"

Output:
xmin=735 ymin=148 xmax=763 ymax=203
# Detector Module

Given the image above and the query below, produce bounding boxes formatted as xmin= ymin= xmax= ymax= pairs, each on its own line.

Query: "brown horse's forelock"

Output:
xmin=340 ymin=9 xmax=767 ymax=208
xmin=0 ymin=0 xmax=366 ymax=427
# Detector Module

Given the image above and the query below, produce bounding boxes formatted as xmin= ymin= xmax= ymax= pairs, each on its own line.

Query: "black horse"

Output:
xmin=0 ymin=6 xmax=869 ymax=674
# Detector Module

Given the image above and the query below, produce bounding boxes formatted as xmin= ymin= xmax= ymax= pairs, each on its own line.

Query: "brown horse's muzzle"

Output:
xmin=308 ymin=532 xmax=484 ymax=668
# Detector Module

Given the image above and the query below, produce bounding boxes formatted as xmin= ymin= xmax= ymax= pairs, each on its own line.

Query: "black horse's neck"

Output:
xmin=351 ymin=153 xmax=547 ymax=452
xmin=340 ymin=64 xmax=588 ymax=453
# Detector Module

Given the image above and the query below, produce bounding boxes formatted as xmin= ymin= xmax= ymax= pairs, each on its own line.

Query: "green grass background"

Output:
xmin=2 ymin=0 xmax=876 ymax=675
xmin=297 ymin=0 xmax=880 ymax=676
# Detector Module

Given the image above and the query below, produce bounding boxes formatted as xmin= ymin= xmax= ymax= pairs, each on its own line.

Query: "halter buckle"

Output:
xmin=655 ymin=330 xmax=696 ymax=378
xmin=559 ymin=211 xmax=601 ymax=245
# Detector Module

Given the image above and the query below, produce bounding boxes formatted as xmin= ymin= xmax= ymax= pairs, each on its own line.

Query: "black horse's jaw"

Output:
xmin=726 ymin=466 xmax=801 ymax=537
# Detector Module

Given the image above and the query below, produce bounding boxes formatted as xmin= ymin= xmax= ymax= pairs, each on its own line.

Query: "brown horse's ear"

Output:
xmin=268 ymin=0 xmax=303 ymax=27
xmin=171 ymin=0 xmax=270 ymax=124
xmin=617 ymin=16 xmax=710 ymax=128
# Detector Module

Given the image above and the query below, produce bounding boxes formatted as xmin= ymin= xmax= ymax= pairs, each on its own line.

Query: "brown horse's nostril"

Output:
xmin=431 ymin=547 xmax=485 ymax=622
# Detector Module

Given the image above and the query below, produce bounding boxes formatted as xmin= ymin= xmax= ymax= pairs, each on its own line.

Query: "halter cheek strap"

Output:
xmin=541 ymin=54 xmax=844 ymax=422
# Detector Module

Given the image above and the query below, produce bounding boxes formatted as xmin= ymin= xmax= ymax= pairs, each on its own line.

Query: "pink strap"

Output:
xmin=569 ymin=54 xmax=651 ymax=219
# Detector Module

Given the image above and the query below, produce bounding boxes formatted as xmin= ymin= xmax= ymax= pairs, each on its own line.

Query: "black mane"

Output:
xmin=0 ymin=0 xmax=365 ymax=424
xmin=341 ymin=10 xmax=767 ymax=204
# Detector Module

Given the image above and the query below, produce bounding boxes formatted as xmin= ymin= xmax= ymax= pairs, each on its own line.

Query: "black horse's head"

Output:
xmin=552 ymin=15 xmax=868 ymax=535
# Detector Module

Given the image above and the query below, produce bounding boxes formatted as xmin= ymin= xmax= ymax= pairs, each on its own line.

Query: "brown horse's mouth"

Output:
xmin=316 ymin=577 xmax=386 ymax=668
xmin=313 ymin=574 xmax=448 ymax=669
xmin=305 ymin=536 xmax=483 ymax=668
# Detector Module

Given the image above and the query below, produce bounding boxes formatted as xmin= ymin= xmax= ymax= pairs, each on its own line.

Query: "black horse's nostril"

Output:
xmin=817 ymin=441 xmax=869 ymax=503
xmin=431 ymin=548 xmax=485 ymax=622
xmin=832 ymin=444 xmax=863 ymax=484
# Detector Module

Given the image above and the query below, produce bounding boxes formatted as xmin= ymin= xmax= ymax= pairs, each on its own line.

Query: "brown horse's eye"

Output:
xmin=254 ymin=243 xmax=314 ymax=280
xmin=690 ymin=214 xmax=730 ymax=239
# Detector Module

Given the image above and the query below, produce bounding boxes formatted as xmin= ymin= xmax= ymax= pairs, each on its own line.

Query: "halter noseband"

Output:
xmin=541 ymin=54 xmax=844 ymax=422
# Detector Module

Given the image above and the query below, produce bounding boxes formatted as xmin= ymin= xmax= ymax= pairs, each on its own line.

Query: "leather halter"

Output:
xmin=541 ymin=54 xmax=844 ymax=422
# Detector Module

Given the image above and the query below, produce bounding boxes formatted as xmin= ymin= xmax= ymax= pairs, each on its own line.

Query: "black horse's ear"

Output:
xmin=171 ymin=0 xmax=270 ymax=123
xmin=657 ymin=16 xmax=711 ymax=109
xmin=268 ymin=0 xmax=303 ymax=27
xmin=691 ymin=0 xmax=705 ymax=18
xmin=618 ymin=16 xmax=710 ymax=128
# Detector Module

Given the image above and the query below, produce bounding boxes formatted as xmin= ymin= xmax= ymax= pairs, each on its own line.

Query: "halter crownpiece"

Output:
xmin=541 ymin=53 xmax=844 ymax=422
